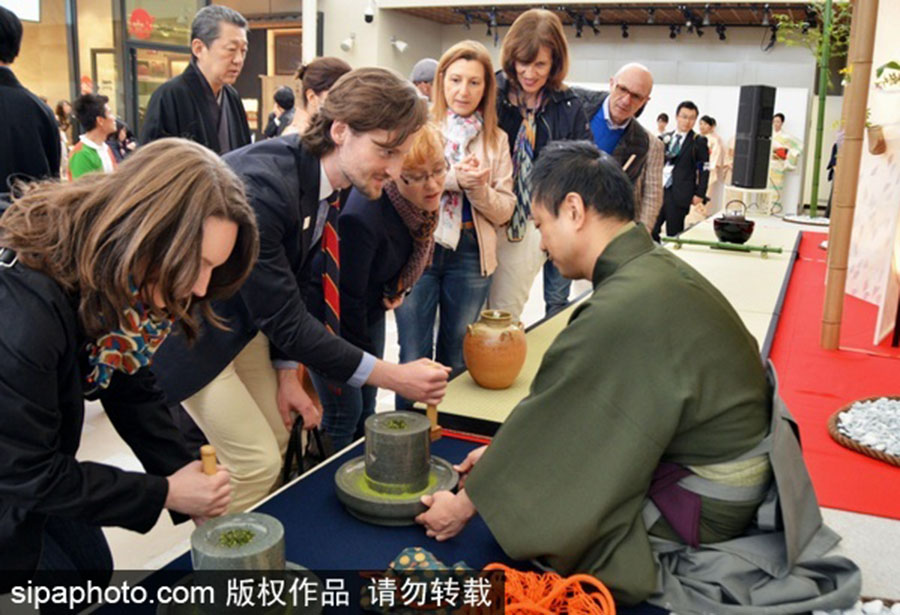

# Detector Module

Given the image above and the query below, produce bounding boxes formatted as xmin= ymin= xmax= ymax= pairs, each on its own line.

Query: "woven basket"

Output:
xmin=827 ymin=396 xmax=900 ymax=468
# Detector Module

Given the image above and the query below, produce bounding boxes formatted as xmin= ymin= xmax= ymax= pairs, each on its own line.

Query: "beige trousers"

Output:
xmin=183 ymin=332 xmax=291 ymax=512
xmin=487 ymin=220 xmax=546 ymax=321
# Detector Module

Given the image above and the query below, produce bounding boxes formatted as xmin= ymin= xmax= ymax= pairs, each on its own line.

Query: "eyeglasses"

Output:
xmin=613 ymin=82 xmax=649 ymax=104
xmin=400 ymin=163 xmax=449 ymax=187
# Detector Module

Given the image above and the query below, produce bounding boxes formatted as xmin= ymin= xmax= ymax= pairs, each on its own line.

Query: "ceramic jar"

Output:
xmin=463 ymin=309 xmax=527 ymax=389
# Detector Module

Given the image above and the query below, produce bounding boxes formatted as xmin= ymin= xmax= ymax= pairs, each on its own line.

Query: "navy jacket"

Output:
xmin=495 ymin=72 xmax=591 ymax=161
xmin=0 ymin=261 xmax=192 ymax=589
xmin=306 ymin=188 xmax=413 ymax=356
xmin=0 ymin=67 xmax=60 ymax=197
xmin=151 ymin=136 xmax=363 ymax=402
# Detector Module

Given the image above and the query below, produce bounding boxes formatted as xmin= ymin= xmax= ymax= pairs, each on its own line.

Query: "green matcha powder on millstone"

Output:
xmin=385 ymin=418 xmax=407 ymax=430
xmin=219 ymin=528 xmax=255 ymax=548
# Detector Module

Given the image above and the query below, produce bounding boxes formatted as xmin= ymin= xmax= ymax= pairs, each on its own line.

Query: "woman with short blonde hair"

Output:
xmin=394 ymin=40 xmax=516 ymax=395
xmin=489 ymin=8 xmax=592 ymax=320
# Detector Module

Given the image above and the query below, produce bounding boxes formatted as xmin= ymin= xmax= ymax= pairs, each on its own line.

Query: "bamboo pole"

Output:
xmin=809 ymin=0 xmax=834 ymax=219
xmin=821 ymin=0 xmax=879 ymax=349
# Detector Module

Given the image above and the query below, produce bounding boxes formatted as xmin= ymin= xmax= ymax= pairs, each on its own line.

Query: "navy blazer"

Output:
xmin=495 ymin=71 xmax=592 ymax=162
xmin=306 ymin=188 xmax=414 ymax=356
xmin=152 ymin=136 xmax=363 ymax=402
xmin=0 ymin=261 xmax=192 ymax=589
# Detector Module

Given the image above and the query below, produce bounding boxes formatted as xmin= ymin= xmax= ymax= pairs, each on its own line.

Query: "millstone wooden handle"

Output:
xmin=200 ymin=445 xmax=217 ymax=476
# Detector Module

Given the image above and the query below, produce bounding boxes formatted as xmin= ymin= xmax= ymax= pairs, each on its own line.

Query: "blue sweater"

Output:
xmin=590 ymin=106 xmax=626 ymax=154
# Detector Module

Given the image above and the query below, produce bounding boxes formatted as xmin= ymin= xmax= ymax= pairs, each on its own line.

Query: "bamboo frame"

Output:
xmin=821 ymin=0 xmax=879 ymax=349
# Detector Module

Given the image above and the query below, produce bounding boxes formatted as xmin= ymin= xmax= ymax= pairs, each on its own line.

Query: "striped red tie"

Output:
xmin=322 ymin=192 xmax=341 ymax=336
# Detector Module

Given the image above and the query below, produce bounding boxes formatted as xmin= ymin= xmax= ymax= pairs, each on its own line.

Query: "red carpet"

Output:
xmin=769 ymin=231 xmax=900 ymax=520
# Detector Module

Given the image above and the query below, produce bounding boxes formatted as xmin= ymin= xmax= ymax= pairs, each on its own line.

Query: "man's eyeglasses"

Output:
xmin=400 ymin=163 xmax=449 ymax=187
xmin=613 ymin=82 xmax=649 ymax=104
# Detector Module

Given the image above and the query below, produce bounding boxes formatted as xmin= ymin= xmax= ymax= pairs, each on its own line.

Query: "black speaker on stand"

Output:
xmin=732 ymin=85 xmax=777 ymax=189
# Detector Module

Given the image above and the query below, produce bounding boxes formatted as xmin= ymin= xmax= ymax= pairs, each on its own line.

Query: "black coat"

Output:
xmin=661 ymin=130 xmax=710 ymax=208
xmin=151 ymin=136 xmax=363 ymax=402
xmin=306 ymin=188 xmax=413 ymax=356
xmin=140 ymin=62 xmax=251 ymax=155
xmin=574 ymin=88 xmax=652 ymax=186
xmin=263 ymin=108 xmax=295 ymax=139
xmin=495 ymin=72 xmax=591 ymax=161
xmin=0 ymin=260 xmax=192 ymax=589
xmin=0 ymin=67 xmax=60 ymax=197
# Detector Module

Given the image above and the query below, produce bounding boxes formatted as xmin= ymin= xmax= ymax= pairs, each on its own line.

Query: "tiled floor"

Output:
xmin=33 ymin=228 xmax=900 ymax=601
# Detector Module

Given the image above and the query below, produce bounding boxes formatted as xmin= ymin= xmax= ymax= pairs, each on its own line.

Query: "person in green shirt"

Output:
xmin=68 ymin=93 xmax=117 ymax=180
xmin=416 ymin=141 xmax=860 ymax=613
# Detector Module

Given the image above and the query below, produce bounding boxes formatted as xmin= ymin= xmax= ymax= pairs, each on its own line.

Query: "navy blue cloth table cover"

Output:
xmin=102 ymin=436 xmax=663 ymax=614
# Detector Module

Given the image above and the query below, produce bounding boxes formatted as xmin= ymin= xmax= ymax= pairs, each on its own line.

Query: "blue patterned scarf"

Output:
xmin=507 ymin=91 xmax=543 ymax=242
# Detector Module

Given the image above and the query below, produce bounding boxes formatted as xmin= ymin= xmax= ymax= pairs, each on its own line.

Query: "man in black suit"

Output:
xmin=141 ymin=5 xmax=251 ymax=155
xmin=0 ymin=7 xmax=60 ymax=201
xmin=152 ymin=68 xmax=452 ymax=510
xmin=263 ymin=86 xmax=296 ymax=139
xmin=652 ymin=100 xmax=709 ymax=241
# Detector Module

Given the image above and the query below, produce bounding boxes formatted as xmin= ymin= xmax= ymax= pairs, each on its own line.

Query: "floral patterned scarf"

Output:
xmin=433 ymin=110 xmax=483 ymax=250
xmin=84 ymin=288 xmax=173 ymax=393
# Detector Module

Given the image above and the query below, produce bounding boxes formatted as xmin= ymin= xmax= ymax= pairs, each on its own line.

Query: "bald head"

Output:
xmin=615 ymin=63 xmax=653 ymax=88
xmin=608 ymin=63 xmax=653 ymax=125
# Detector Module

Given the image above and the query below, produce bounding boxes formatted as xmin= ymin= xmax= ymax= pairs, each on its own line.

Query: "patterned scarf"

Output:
xmin=434 ymin=110 xmax=483 ymax=250
xmin=507 ymin=91 xmax=543 ymax=242
xmin=85 ymin=289 xmax=173 ymax=394
xmin=384 ymin=181 xmax=437 ymax=299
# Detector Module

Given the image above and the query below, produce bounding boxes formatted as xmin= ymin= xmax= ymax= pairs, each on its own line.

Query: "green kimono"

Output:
xmin=465 ymin=223 xmax=772 ymax=605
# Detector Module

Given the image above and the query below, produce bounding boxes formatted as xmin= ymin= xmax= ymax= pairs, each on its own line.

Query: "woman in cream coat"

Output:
xmin=395 ymin=40 xmax=515 ymax=403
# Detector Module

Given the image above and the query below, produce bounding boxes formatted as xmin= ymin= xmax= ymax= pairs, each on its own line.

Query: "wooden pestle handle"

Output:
xmin=200 ymin=445 xmax=217 ymax=476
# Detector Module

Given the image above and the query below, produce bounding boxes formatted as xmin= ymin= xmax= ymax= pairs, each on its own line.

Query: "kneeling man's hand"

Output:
xmin=416 ymin=489 xmax=476 ymax=542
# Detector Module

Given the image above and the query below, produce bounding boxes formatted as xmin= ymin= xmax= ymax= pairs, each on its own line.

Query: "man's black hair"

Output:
xmin=657 ymin=112 xmax=668 ymax=123
xmin=274 ymin=86 xmax=295 ymax=111
xmin=74 ymin=93 xmax=109 ymax=131
xmin=0 ymin=6 xmax=23 ymax=64
xmin=531 ymin=140 xmax=634 ymax=222
xmin=676 ymin=100 xmax=698 ymax=117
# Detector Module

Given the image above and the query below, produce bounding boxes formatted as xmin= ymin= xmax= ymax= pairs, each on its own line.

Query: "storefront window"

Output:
xmin=124 ymin=0 xmax=202 ymax=47
xmin=13 ymin=0 xmax=72 ymax=116
xmin=133 ymin=46 xmax=190 ymax=130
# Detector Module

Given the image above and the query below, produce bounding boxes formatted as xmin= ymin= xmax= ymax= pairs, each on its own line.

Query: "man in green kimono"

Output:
xmin=416 ymin=142 xmax=860 ymax=613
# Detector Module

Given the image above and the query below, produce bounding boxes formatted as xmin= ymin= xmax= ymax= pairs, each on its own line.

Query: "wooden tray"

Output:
xmin=827 ymin=396 xmax=900 ymax=468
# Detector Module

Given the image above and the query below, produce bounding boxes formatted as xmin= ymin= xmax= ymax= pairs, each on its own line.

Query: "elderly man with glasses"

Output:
xmin=542 ymin=64 xmax=665 ymax=312
xmin=575 ymin=63 xmax=664 ymax=230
